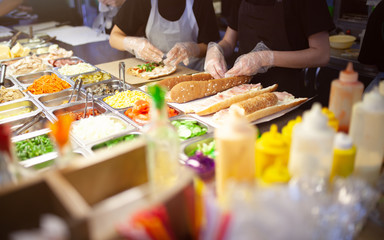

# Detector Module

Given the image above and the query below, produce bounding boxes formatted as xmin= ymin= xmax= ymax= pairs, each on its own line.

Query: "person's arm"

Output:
xmin=0 ymin=0 xmax=23 ymax=17
xmin=225 ymin=31 xmax=330 ymax=77
xmin=204 ymin=27 xmax=238 ymax=78
xmin=272 ymin=31 xmax=330 ymax=68
xmin=109 ymin=25 xmax=163 ymax=62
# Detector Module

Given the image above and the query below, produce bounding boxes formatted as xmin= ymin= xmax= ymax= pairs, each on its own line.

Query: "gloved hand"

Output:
xmin=164 ymin=42 xmax=200 ymax=66
xmin=225 ymin=42 xmax=274 ymax=78
xmin=123 ymin=36 xmax=164 ymax=62
xmin=204 ymin=42 xmax=227 ymax=79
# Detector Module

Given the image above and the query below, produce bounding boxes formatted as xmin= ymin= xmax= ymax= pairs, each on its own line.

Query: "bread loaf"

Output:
xmin=168 ymin=75 xmax=252 ymax=103
xmin=230 ymin=92 xmax=278 ymax=115
xmin=157 ymin=72 xmax=213 ymax=90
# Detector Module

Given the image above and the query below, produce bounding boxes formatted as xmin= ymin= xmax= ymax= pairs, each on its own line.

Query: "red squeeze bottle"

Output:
xmin=329 ymin=62 xmax=364 ymax=133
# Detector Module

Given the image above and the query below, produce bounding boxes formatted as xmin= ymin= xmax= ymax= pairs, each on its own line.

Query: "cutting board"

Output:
xmin=96 ymin=58 xmax=197 ymax=86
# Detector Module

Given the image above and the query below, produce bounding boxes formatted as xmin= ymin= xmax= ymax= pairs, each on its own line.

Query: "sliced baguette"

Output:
xmin=157 ymin=72 xmax=213 ymax=90
xmin=244 ymin=97 xmax=307 ymax=122
xmin=196 ymin=84 xmax=278 ymax=116
xmin=168 ymin=75 xmax=252 ymax=103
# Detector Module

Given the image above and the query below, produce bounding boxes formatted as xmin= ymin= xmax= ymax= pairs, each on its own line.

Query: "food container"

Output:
xmin=70 ymin=114 xmax=136 ymax=146
xmin=88 ymin=131 xmax=141 ymax=153
xmin=12 ymin=129 xmax=57 ymax=168
xmin=85 ymin=79 xmax=129 ymax=98
xmin=71 ymin=70 xmax=112 ymax=86
xmin=51 ymin=101 xmax=109 ymax=121
xmin=56 ymin=62 xmax=97 ymax=77
xmin=181 ymin=134 xmax=214 ymax=161
xmin=37 ymin=89 xmax=86 ymax=109
xmin=171 ymin=116 xmax=211 ymax=142
xmin=2 ymin=111 xmax=54 ymax=137
xmin=17 ymin=71 xmax=72 ymax=96
xmin=0 ymin=99 xmax=40 ymax=123
xmin=329 ymin=35 xmax=356 ymax=49
xmin=0 ymin=85 xmax=28 ymax=105
xmin=1 ymin=77 xmax=15 ymax=88
xmin=49 ymin=56 xmax=84 ymax=68
xmin=103 ymin=89 xmax=151 ymax=110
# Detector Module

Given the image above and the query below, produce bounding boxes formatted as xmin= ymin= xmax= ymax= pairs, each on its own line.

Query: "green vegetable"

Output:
xmin=92 ymin=134 xmax=138 ymax=151
xmin=172 ymin=119 xmax=207 ymax=141
xmin=15 ymin=135 xmax=55 ymax=161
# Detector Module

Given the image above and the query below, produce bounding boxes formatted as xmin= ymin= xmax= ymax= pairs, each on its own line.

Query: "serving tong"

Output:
xmin=0 ymin=64 xmax=6 ymax=86
xmin=119 ymin=61 xmax=128 ymax=91
xmin=13 ymin=112 xmax=46 ymax=136
xmin=67 ymin=79 xmax=83 ymax=104
xmin=83 ymin=89 xmax=96 ymax=117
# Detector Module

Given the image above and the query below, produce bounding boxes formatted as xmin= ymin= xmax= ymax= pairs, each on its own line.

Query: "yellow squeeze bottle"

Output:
xmin=215 ymin=108 xmax=257 ymax=207
xmin=322 ymin=107 xmax=339 ymax=132
xmin=330 ymin=133 xmax=356 ymax=182
xmin=281 ymin=116 xmax=302 ymax=147
xmin=255 ymin=124 xmax=290 ymax=184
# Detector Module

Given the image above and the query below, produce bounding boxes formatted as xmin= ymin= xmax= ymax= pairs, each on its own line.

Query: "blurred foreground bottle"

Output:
xmin=49 ymin=114 xmax=73 ymax=168
xmin=143 ymin=85 xmax=180 ymax=194
xmin=329 ymin=62 xmax=363 ymax=133
xmin=0 ymin=124 xmax=19 ymax=186
xmin=255 ymin=124 xmax=290 ymax=184
xmin=349 ymin=87 xmax=384 ymax=185
xmin=289 ymin=103 xmax=335 ymax=179
xmin=215 ymin=108 xmax=257 ymax=207
xmin=330 ymin=133 xmax=356 ymax=182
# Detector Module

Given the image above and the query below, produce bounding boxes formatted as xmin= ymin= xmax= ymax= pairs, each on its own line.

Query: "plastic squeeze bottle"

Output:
xmin=329 ymin=62 xmax=364 ymax=133
xmin=255 ymin=124 xmax=290 ymax=184
xmin=349 ymin=87 xmax=384 ymax=185
xmin=214 ymin=108 xmax=257 ymax=207
xmin=143 ymin=85 xmax=180 ymax=194
xmin=289 ymin=103 xmax=335 ymax=179
xmin=330 ymin=132 xmax=356 ymax=182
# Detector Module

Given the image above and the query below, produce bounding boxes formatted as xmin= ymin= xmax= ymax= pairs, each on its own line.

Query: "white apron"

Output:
xmin=145 ymin=0 xmax=204 ymax=71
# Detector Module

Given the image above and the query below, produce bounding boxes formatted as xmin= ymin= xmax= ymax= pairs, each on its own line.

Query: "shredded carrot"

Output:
xmin=27 ymin=74 xmax=71 ymax=95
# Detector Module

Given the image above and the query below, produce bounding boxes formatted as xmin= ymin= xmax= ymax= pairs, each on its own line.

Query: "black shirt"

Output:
xmin=358 ymin=1 xmax=384 ymax=72
xmin=114 ymin=0 xmax=220 ymax=44
xmin=228 ymin=0 xmax=335 ymax=51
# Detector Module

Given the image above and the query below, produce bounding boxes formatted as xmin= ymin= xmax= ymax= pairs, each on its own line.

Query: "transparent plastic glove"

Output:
xmin=225 ymin=41 xmax=274 ymax=78
xmin=123 ymin=36 xmax=163 ymax=62
xmin=164 ymin=42 xmax=200 ymax=66
xmin=204 ymin=42 xmax=227 ymax=79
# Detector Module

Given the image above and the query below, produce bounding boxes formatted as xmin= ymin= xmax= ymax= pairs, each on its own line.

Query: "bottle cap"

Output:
xmin=302 ymin=103 xmax=330 ymax=131
xmin=362 ymin=87 xmax=384 ymax=111
xmin=334 ymin=132 xmax=353 ymax=150
xmin=339 ymin=62 xmax=358 ymax=83
xmin=322 ymin=107 xmax=339 ymax=131
xmin=258 ymin=124 xmax=288 ymax=154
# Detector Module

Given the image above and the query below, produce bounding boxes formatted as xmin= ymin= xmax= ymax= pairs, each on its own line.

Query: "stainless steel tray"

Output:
xmin=87 ymin=130 xmax=142 ymax=153
xmin=37 ymin=89 xmax=85 ymax=109
xmin=15 ymin=70 xmax=55 ymax=85
xmin=1 ymin=77 xmax=15 ymax=88
xmin=170 ymin=116 xmax=212 ymax=143
xmin=70 ymin=70 xmax=113 ymax=86
xmin=102 ymin=89 xmax=151 ymax=111
xmin=85 ymin=79 xmax=129 ymax=99
xmin=70 ymin=113 xmax=136 ymax=146
xmin=49 ymin=56 xmax=84 ymax=68
xmin=180 ymin=133 xmax=214 ymax=161
xmin=50 ymin=101 xmax=110 ymax=120
xmin=3 ymin=111 xmax=54 ymax=137
xmin=54 ymin=62 xmax=98 ymax=78
xmin=0 ymin=86 xmax=28 ymax=106
xmin=0 ymin=99 xmax=41 ymax=123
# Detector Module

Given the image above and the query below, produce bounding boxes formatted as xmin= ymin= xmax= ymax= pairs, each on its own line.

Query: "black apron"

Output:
xmin=237 ymin=0 xmax=305 ymax=96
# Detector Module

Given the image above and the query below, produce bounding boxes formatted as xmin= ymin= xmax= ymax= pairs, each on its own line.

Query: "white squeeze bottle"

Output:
xmin=349 ymin=87 xmax=384 ymax=185
xmin=329 ymin=62 xmax=364 ymax=133
xmin=214 ymin=108 xmax=257 ymax=207
xmin=289 ymin=103 xmax=335 ymax=179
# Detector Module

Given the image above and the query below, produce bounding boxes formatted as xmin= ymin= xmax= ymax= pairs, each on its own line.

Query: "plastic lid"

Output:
xmin=258 ymin=124 xmax=288 ymax=154
xmin=362 ymin=87 xmax=384 ymax=111
xmin=302 ymin=103 xmax=330 ymax=130
xmin=322 ymin=107 xmax=339 ymax=131
xmin=334 ymin=132 xmax=353 ymax=150
xmin=339 ymin=62 xmax=358 ymax=83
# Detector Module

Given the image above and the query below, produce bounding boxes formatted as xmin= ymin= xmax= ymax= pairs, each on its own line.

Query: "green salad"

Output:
xmin=92 ymin=134 xmax=138 ymax=150
xmin=15 ymin=135 xmax=55 ymax=161
xmin=172 ymin=119 xmax=207 ymax=141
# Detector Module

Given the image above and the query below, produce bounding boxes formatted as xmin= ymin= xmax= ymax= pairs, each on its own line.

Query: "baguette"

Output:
xmin=157 ymin=72 xmax=213 ymax=90
xmin=195 ymin=84 xmax=278 ymax=116
xmin=230 ymin=92 xmax=278 ymax=115
xmin=243 ymin=97 xmax=307 ymax=122
xmin=168 ymin=75 xmax=252 ymax=103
